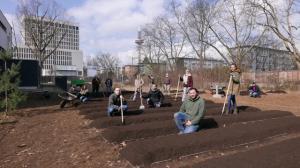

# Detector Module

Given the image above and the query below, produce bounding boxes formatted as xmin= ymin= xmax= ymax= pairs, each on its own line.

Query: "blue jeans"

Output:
xmin=228 ymin=94 xmax=236 ymax=112
xmin=249 ymin=90 xmax=259 ymax=97
xmin=107 ymin=105 xmax=128 ymax=117
xmin=80 ymin=96 xmax=88 ymax=102
xmin=174 ymin=112 xmax=199 ymax=134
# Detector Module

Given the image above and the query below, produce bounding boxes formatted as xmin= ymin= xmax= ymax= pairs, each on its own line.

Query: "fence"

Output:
xmin=242 ymin=70 xmax=300 ymax=83
xmin=242 ymin=70 xmax=300 ymax=90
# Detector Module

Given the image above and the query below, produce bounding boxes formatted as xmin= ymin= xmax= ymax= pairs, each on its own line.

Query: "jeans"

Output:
xmin=147 ymin=99 xmax=161 ymax=108
xmin=107 ymin=105 xmax=128 ymax=117
xmin=228 ymin=94 xmax=236 ymax=112
xmin=174 ymin=112 xmax=199 ymax=134
xmin=80 ymin=96 xmax=88 ymax=102
xmin=249 ymin=90 xmax=259 ymax=97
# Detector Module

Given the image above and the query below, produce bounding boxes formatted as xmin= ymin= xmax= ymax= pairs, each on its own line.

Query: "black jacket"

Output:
xmin=143 ymin=89 xmax=164 ymax=103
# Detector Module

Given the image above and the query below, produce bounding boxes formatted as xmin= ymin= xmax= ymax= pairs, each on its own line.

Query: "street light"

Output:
xmin=135 ymin=29 xmax=144 ymax=73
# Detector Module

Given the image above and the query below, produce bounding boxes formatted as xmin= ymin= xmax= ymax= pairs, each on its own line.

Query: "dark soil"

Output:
xmin=195 ymin=137 xmax=300 ymax=168
xmin=120 ymin=116 xmax=300 ymax=166
xmin=102 ymin=110 xmax=293 ymax=143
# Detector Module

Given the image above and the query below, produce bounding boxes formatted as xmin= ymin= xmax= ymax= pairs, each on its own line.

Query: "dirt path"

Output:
xmin=202 ymin=91 xmax=300 ymax=115
xmin=0 ymin=104 xmax=129 ymax=168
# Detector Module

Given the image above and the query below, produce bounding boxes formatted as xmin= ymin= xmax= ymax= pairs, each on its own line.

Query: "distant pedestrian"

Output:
xmin=180 ymin=69 xmax=193 ymax=102
xmin=248 ymin=81 xmax=260 ymax=98
xmin=163 ymin=73 xmax=171 ymax=95
xmin=105 ymin=78 xmax=113 ymax=96
xmin=132 ymin=74 xmax=144 ymax=101
xmin=92 ymin=76 xmax=100 ymax=93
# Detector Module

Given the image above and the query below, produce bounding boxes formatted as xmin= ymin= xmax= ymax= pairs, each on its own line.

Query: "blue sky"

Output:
xmin=0 ymin=0 xmax=166 ymax=65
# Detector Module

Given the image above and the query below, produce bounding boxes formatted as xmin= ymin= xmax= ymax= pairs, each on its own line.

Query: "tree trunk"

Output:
xmin=4 ymin=60 xmax=8 ymax=114
xmin=37 ymin=62 xmax=43 ymax=89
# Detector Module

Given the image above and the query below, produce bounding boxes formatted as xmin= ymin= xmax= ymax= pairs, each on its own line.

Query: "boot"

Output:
xmin=225 ymin=109 xmax=230 ymax=115
xmin=233 ymin=107 xmax=239 ymax=115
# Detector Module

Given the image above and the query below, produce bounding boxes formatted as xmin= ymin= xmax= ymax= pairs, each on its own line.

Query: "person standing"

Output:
xmin=163 ymin=73 xmax=171 ymax=95
xmin=226 ymin=63 xmax=241 ymax=115
xmin=174 ymin=88 xmax=205 ymax=134
xmin=181 ymin=69 xmax=193 ymax=102
xmin=132 ymin=74 xmax=144 ymax=101
xmin=92 ymin=76 xmax=100 ymax=93
xmin=105 ymin=78 xmax=113 ymax=96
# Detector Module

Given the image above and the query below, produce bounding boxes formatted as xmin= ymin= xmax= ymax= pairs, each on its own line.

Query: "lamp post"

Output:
xmin=135 ymin=29 xmax=144 ymax=73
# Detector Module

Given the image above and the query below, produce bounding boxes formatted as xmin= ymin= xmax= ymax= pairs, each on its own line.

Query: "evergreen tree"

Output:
xmin=0 ymin=51 xmax=25 ymax=114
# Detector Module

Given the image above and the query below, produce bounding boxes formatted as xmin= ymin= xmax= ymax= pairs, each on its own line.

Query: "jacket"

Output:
xmin=228 ymin=70 xmax=241 ymax=95
xmin=108 ymin=93 xmax=127 ymax=107
xmin=143 ymin=89 xmax=164 ymax=103
xmin=179 ymin=96 xmax=205 ymax=125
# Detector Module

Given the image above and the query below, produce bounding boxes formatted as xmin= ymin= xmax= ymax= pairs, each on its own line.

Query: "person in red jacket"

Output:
xmin=180 ymin=69 xmax=193 ymax=102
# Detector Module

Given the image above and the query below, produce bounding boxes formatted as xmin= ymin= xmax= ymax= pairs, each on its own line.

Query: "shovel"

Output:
xmin=120 ymin=95 xmax=125 ymax=124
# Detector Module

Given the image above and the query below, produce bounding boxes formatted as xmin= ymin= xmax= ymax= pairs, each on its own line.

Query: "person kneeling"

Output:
xmin=107 ymin=88 xmax=128 ymax=117
xmin=143 ymin=84 xmax=164 ymax=108
xmin=174 ymin=88 xmax=205 ymax=134
xmin=248 ymin=81 xmax=260 ymax=98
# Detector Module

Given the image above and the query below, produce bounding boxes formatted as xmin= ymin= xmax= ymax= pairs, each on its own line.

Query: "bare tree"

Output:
xmin=93 ymin=52 xmax=119 ymax=75
xmin=17 ymin=0 xmax=68 ymax=87
xmin=141 ymin=16 xmax=186 ymax=71
xmin=169 ymin=0 xmax=229 ymax=66
xmin=207 ymin=0 xmax=268 ymax=67
xmin=250 ymin=0 xmax=300 ymax=69
xmin=141 ymin=25 xmax=163 ymax=64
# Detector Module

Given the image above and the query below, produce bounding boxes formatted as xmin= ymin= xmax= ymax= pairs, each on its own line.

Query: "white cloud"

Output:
xmin=67 ymin=0 xmax=166 ymax=65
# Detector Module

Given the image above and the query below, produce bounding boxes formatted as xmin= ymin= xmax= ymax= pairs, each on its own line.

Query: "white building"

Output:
xmin=230 ymin=46 xmax=297 ymax=71
xmin=0 ymin=10 xmax=12 ymax=51
xmin=13 ymin=17 xmax=83 ymax=77
xmin=169 ymin=57 xmax=225 ymax=70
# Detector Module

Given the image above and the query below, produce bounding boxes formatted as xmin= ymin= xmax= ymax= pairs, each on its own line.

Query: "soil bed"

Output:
xmin=120 ymin=116 xmax=300 ymax=166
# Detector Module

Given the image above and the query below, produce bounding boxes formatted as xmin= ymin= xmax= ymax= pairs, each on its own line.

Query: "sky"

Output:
xmin=0 ymin=0 xmax=167 ymax=65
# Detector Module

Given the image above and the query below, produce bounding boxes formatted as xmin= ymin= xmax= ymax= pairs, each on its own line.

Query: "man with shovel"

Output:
xmin=174 ymin=88 xmax=205 ymax=134
xmin=107 ymin=87 xmax=128 ymax=117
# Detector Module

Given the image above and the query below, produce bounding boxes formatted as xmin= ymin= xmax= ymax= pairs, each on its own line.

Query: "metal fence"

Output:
xmin=242 ymin=70 xmax=300 ymax=84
